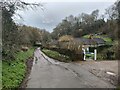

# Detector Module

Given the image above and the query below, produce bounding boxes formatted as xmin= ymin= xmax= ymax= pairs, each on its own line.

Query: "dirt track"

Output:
xmin=75 ymin=60 xmax=118 ymax=86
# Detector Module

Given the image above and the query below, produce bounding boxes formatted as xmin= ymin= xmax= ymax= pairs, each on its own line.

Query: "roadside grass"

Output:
xmin=2 ymin=48 xmax=34 ymax=89
xmin=83 ymin=35 xmax=113 ymax=44
xmin=42 ymin=49 xmax=71 ymax=62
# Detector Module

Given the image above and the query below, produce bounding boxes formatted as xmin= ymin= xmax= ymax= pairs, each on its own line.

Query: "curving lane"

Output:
xmin=26 ymin=48 xmax=115 ymax=88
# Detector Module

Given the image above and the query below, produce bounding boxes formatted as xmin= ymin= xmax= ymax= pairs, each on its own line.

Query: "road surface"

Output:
xmin=26 ymin=48 xmax=115 ymax=88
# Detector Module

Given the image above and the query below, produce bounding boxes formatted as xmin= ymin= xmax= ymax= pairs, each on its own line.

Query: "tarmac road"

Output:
xmin=26 ymin=48 xmax=115 ymax=88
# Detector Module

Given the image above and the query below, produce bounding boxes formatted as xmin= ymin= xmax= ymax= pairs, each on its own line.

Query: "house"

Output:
xmin=49 ymin=37 xmax=105 ymax=50
xmin=49 ymin=37 xmax=106 ymax=60
xmin=73 ymin=38 xmax=106 ymax=60
xmin=74 ymin=38 xmax=106 ymax=48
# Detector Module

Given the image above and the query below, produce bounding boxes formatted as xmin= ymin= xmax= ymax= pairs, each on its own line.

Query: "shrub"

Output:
xmin=42 ymin=49 xmax=71 ymax=62
xmin=43 ymin=47 xmax=83 ymax=61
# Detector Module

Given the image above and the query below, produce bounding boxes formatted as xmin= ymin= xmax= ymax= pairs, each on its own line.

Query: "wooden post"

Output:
xmin=83 ymin=49 xmax=86 ymax=60
xmin=87 ymin=47 xmax=89 ymax=52
xmin=94 ymin=49 xmax=97 ymax=60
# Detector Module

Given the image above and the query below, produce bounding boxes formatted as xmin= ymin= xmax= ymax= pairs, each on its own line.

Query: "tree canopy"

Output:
xmin=1 ymin=0 xmax=43 ymax=60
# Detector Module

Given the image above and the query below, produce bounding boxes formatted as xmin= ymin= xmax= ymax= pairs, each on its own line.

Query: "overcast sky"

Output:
xmin=14 ymin=0 xmax=116 ymax=32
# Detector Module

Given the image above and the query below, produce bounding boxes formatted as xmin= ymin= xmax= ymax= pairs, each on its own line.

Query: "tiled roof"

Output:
xmin=74 ymin=38 xmax=105 ymax=45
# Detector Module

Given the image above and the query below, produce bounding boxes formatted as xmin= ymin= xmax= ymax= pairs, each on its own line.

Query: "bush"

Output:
xmin=43 ymin=47 xmax=83 ymax=61
xmin=97 ymin=49 xmax=115 ymax=60
xmin=89 ymin=45 xmax=116 ymax=60
xmin=42 ymin=49 xmax=71 ymax=62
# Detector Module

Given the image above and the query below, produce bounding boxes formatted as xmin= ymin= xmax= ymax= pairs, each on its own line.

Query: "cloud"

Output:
xmin=14 ymin=2 xmax=115 ymax=32
xmin=42 ymin=19 xmax=53 ymax=24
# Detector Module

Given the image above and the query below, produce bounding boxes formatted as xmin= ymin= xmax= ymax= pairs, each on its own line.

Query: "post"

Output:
xmin=83 ymin=49 xmax=86 ymax=60
xmin=87 ymin=47 xmax=89 ymax=52
xmin=94 ymin=49 xmax=97 ymax=60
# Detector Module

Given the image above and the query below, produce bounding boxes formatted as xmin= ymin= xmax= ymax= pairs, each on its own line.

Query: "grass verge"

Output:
xmin=42 ymin=48 xmax=71 ymax=62
xmin=2 ymin=48 xmax=34 ymax=89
